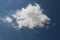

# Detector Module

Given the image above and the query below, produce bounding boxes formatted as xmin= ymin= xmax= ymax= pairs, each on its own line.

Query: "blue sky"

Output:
xmin=0 ymin=0 xmax=59 ymax=40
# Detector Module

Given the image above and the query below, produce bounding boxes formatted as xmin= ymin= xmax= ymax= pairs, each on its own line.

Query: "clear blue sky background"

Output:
xmin=0 ymin=0 xmax=59 ymax=40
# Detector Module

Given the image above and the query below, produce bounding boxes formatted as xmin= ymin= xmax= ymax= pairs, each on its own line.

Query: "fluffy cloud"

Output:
xmin=0 ymin=16 xmax=13 ymax=23
xmin=0 ymin=3 xmax=51 ymax=29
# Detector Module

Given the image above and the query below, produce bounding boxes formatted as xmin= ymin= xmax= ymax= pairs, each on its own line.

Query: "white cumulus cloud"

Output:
xmin=0 ymin=3 xmax=51 ymax=29
xmin=0 ymin=16 xmax=13 ymax=23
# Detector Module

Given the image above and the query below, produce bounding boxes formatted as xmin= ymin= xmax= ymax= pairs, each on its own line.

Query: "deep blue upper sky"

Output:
xmin=0 ymin=0 xmax=59 ymax=40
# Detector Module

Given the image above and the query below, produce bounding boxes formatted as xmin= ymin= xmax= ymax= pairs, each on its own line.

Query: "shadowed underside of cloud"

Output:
xmin=0 ymin=3 xmax=51 ymax=30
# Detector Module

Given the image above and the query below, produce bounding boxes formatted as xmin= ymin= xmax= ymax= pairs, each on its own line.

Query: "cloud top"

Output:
xmin=0 ymin=3 xmax=51 ymax=29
